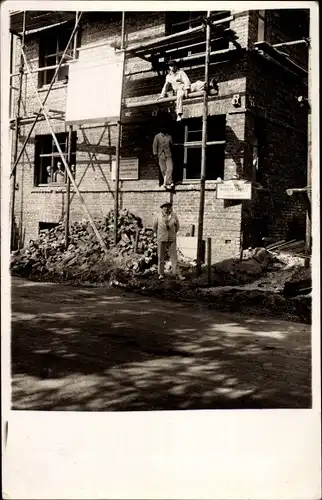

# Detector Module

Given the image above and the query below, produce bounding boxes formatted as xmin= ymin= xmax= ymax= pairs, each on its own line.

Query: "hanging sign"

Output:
xmin=111 ymin=158 xmax=139 ymax=180
xmin=216 ymin=180 xmax=252 ymax=200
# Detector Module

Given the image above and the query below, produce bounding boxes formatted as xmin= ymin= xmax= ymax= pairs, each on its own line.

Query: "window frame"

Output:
xmin=34 ymin=132 xmax=76 ymax=187
xmin=182 ymin=116 xmax=226 ymax=182
xmin=38 ymin=25 xmax=76 ymax=88
xmin=165 ymin=11 xmax=231 ymax=56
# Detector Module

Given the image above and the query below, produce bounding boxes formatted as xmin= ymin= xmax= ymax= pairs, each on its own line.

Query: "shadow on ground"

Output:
xmin=11 ymin=278 xmax=311 ymax=411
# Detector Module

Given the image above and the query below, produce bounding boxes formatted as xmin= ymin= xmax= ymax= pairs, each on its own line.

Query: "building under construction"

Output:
xmin=9 ymin=9 xmax=310 ymax=264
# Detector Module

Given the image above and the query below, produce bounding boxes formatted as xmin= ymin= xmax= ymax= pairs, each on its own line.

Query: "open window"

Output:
xmin=34 ymin=132 xmax=77 ymax=186
xmin=38 ymin=24 xmax=77 ymax=87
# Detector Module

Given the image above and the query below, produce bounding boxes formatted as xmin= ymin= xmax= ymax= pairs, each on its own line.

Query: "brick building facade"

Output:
xmin=10 ymin=9 xmax=309 ymax=262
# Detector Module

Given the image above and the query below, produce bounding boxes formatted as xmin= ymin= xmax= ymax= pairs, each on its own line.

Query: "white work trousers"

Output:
xmin=175 ymin=81 xmax=206 ymax=116
xmin=158 ymin=154 xmax=173 ymax=186
xmin=158 ymin=240 xmax=177 ymax=275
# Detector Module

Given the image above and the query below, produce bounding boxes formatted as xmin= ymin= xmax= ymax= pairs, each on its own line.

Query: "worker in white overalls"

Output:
xmin=153 ymin=126 xmax=174 ymax=189
xmin=158 ymin=59 xmax=218 ymax=121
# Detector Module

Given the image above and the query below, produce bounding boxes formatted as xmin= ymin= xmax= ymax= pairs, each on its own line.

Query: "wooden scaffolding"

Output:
xmin=9 ymin=10 xmax=311 ymax=269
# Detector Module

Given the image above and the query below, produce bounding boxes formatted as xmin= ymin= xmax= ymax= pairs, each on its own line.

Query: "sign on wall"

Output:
xmin=216 ymin=180 xmax=252 ymax=200
xmin=65 ymin=44 xmax=124 ymax=125
xmin=111 ymin=158 xmax=139 ymax=181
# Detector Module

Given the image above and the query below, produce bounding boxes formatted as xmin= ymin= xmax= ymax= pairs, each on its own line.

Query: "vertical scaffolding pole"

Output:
xmin=65 ymin=12 xmax=80 ymax=248
xmin=196 ymin=11 xmax=211 ymax=276
xmin=65 ymin=125 xmax=73 ymax=248
xmin=9 ymin=32 xmax=14 ymax=118
xmin=305 ymin=38 xmax=312 ymax=268
xmin=10 ymin=11 xmax=26 ymax=251
xmin=114 ymin=11 xmax=126 ymax=245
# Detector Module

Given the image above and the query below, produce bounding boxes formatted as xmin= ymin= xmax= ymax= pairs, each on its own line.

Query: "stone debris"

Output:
xmin=11 ymin=209 xmax=158 ymax=282
xmin=10 ymin=214 xmax=311 ymax=323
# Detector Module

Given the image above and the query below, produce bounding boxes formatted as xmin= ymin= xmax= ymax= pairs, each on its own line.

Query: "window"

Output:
xmin=39 ymin=222 xmax=59 ymax=234
xmin=257 ymin=10 xmax=266 ymax=42
xmin=166 ymin=11 xmax=206 ymax=34
xmin=34 ymin=132 xmax=77 ymax=186
xmin=38 ymin=25 xmax=75 ymax=87
xmin=182 ymin=115 xmax=226 ymax=181
xmin=165 ymin=11 xmax=231 ymax=56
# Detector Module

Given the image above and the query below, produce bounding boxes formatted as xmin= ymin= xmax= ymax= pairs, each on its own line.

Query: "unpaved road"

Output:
xmin=10 ymin=277 xmax=311 ymax=410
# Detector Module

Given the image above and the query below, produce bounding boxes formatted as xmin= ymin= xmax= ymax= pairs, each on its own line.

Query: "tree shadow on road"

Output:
xmin=11 ymin=279 xmax=311 ymax=411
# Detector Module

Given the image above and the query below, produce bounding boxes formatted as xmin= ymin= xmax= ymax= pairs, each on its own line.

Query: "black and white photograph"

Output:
xmin=1 ymin=2 xmax=320 ymax=499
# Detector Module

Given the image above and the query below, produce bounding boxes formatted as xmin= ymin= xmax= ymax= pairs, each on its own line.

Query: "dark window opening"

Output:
xmin=39 ymin=222 xmax=59 ymax=234
xmin=181 ymin=115 xmax=226 ymax=181
xmin=38 ymin=24 xmax=79 ymax=88
xmin=34 ymin=132 xmax=77 ymax=186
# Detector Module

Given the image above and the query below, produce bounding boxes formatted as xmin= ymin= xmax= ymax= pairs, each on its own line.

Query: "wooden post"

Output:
xmin=207 ymin=237 xmax=212 ymax=284
xmin=196 ymin=11 xmax=211 ymax=276
xmin=10 ymin=11 xmax=26 ymax=251
xmin=114 ymin=11 xmax=126 ymax=245
xmin=65 ymin=126 xmax=73 ymax=249
xmin=305 ymin=38 xmax=311 ymax=269
xmin=64 ymin=12 xmax=80 ymax=249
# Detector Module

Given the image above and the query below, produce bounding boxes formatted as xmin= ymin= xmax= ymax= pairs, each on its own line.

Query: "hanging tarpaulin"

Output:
xmin=65 ymin=43 xmax=124 ymax=125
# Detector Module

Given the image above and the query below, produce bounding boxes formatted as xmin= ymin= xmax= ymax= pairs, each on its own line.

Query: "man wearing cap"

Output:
xmin=152 ymin=202 xmax=185 ymax=280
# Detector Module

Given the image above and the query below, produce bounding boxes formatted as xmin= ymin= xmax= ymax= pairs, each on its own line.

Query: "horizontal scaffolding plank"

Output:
xmin=11 ymin=61 xmax=75 ymax=78
xmin=10 ymin=11 xmax=77 ymax=34
xmin=253 ymin=41 xmax=308 ymax=77
xmin=273 ymin=39 xmax=309 ymax=48
xmin=122 ymin=14 xmax=234 ymax=57
xmin=124 ymin=90 xmax=216 ymax=109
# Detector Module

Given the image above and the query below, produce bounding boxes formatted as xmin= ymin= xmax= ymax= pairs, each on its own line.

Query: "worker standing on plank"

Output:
xmin=153 ymin=202 xmax=185 ymax=281
xmin=153 ymin=126 xmax=174 ymax=189
xmin=157 ymin=59 xmax=218 ymax=121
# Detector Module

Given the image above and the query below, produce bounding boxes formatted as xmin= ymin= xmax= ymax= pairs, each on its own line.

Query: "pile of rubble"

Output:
xmin=10 ymin=214 xmax=312 ymax=323
xmin=10 ymin=210 xmax=158 ymax=282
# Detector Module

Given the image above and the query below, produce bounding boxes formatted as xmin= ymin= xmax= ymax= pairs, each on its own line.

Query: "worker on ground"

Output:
xmin=153 ymin=202 xmax=185 ymax=281
xmin=158 ymin=60 xmax=218 ymax=121
xmin=153 ymin=126 xmax=174 ymax=190
xmin=53 ymin=161 xmax=65 ymax=183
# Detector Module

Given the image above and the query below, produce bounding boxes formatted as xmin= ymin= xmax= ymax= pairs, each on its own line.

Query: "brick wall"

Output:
xmin=13 ymin=10 xmax=308 ymax=261
xmin=242 ymin=10 xmax=309 ymax=247
xmin=12 ymin=10 xmax=250 ymax=263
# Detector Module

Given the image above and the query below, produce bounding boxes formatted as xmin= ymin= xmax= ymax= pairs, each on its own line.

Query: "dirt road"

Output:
xmin=10 ymin=277 xmax=311 ymax=410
